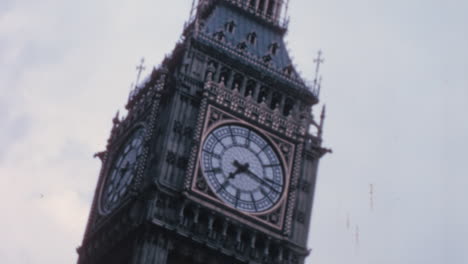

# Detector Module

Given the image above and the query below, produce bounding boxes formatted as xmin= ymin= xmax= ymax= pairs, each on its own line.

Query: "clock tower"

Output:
xmin=77 ymin=0 xmax=329 ymax=263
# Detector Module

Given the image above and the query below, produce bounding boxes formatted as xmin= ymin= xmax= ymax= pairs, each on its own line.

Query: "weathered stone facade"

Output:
xmin=77 ymin=1 xmax=328 ymax=263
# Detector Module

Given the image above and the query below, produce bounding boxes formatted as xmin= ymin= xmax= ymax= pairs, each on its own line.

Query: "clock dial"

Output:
xmin=101 ymin=128 xmax=145 ymax=214
xmin=201 ymin=125 xmax=284 ymax=213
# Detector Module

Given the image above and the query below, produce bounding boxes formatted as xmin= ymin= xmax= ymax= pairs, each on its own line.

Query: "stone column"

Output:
xmin=213 ymin=63 xmax=222 ymax=82
xmin=255 ymin=0 xmax=260 ymax=12
xmin=226 ymin=70 xmax=235 ymax=88
xmin=263 ymin=0 xmax=270 ymax=16
xmin=274 ymin=0 xmax=282 ymax=21
xmin=239 ymin=77 xmax=248 ymax=95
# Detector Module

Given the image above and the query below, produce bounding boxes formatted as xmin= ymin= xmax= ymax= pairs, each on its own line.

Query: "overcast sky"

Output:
xmin=1 ymin=0 xmax=467 ymax=263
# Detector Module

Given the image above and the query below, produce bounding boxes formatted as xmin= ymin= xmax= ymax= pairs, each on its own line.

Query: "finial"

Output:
xmin=189 ymin=0 xmax=196 ymax=19
xmin=285 ymin=0 xmax=290 ymax=17
xmin=321 ymin=104 xmax=326 ymax=118
xmin=286 ymin=108 xmax=294 ymax=120
xmin=206 ymin=63 xmax=216 ymax=81
xmin=113 ymin=110 xmax=120 ymax=125
xmin=135 ymin=57 xmax=146 ymax=88
xmin=128 ymin=82 xmax=134 ymax=98
xmin=219 ymin=76 xmax=226 ymax=89
xmin=313 ymin=50 xmax=324 ymax=72
xmin=316 ymin=76 xmax=323 ymax=97
xmin=246 ymin=89 xmax=253 ymax=100
xmin=313 ymin=50 xmax=325 ymax=95
xmin=206 ymin=71 xmax=213 ymax=82
xmin=318 ymin=104 xmax=326 ymax=138
xmin=283 ymin=0 xmax=291 ymax=26
xmin=274 ymin=103 xmax=280 ymax=113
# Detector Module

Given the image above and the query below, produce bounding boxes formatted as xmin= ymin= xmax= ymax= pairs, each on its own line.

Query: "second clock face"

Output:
xmin=201 ymin=124 xmax=284 ymax=213
xmin=100 ymin=128 xmax=145 ymax=214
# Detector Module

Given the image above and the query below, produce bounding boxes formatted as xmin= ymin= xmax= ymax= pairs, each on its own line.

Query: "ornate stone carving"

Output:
xmin=203 ymin=80 xmax=308 ymax=141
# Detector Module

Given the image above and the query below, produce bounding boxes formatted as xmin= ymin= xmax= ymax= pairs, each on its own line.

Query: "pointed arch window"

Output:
xmin=284 ymin=98 xmax=295 ymax=116
xmin=248 ymin=0 xmax=256 ymax=10
xmin=258 ymin=0 xmax=266 ymax=14
xmin=247 ymin=32 xmax=257 ymax=45
xmin=266 ymin=0 xmax=276 ymax=18
xmin=283 ymin=65 xmax=294 ymax=76
xmin=269 ymin=42 xmax=279 ymax=55
xmin=263 ymin=54 xmax=272 ymax=63
xmin=271 ymin=92 xmax=282 ymax=110
xmin=225 ymin=20 xmax=236 ymax=33
xmin=213 ymin=31 xmax=225 ymax=41
xmin=237 ymin=41 xmax=248 ymax=51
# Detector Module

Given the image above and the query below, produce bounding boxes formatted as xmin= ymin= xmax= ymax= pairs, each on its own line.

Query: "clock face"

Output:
xmin=201 ymin=124 xmax=284 ymax=213
xmin=101 ymin=128 xmax=145 ymax=214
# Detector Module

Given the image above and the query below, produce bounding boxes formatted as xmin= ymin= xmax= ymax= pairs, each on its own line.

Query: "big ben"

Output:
xmin=77 ymin=0 xmax=329 ymax=263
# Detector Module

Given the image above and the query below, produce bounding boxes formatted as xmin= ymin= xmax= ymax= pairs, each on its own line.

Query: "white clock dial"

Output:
xmin=101 ymin=128 xmax=145 ymax=214
xmin=201 ymin=124 xmax=284 ymax=213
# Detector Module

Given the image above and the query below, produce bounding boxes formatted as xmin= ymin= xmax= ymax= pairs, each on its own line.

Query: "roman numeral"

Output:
xmin=263 ymin=163 xmax=280 ymax=168
xmin=217 ymin=180 xmax=230 ymax=193
xmin=206 ymin=167 xmax=222 ymax=174
xmin=256 ymin=144 xmax=269 ymax=154
xmin=204 ymin=150 xmax=222 ymax=160
xmin=260 ymin=188 xmax=274 ymax=203
xmin=245 ymin=130 xmax=251 ymax=147
xmin=212 ymin=133 xmax=227 ymax=148
xmin=250 ymin=193 xmax=258 ymax=212
xmin=265 ymin=178 xmax=282 ymax=186
xmin=229 ymin=126 xmax=238 ymax=145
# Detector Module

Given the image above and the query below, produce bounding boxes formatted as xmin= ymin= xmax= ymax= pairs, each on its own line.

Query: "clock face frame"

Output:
xmin=200 ymin=124 xmax=285 ymax=213
xmin=100 ymin=128 xmax=145 ymax=214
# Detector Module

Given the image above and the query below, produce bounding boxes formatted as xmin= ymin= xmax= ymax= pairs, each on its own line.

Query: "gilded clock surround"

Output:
xmin=186 ymin=102 xmax=297 ymax=232
xmin=200 ymin=124 xmax=286 ymax=214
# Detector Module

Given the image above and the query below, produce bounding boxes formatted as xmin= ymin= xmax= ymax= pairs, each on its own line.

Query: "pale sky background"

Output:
xmin=1 ymin=0 xmax=467 ymax=263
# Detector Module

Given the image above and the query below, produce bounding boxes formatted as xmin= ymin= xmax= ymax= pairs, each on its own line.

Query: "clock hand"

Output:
xmin=233 ymin=160 xmax=241 ymax=168
xmin=116 ymin=161 xmax=131 ymax=191
xmin=233 ymin=160 xmax=249 ymax=171
xmin=229 ymin=160 xmax=249 ymax=179
xmin=244 ymin=169 xmax=279 ymax=193
xmin=264 ymin=177 xmax=282 ymax=186
xmin=228 ymin=171 xmax=238 ymax=179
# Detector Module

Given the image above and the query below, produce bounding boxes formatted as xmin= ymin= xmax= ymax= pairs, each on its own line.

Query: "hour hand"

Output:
xmin=232 ymin=160 xmax=249 ymax=171
xmin=229 ymin=160 xmax=248 ymax=179
xmin=228 ymin=171 xmax=237 ymax=179
xmin=228 ymin=161 xmax=242 ymax=179
xmin=232 ymin=160 xmax=243 ymax=169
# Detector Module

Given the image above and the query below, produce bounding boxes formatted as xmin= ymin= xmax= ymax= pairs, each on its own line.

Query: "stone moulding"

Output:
xmin=203 ymin=80 xmax=308 ymax=142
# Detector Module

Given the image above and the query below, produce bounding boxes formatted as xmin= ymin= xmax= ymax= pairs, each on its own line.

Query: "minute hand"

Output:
xmin=245 ymin=170 xmax=279 ymax=193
